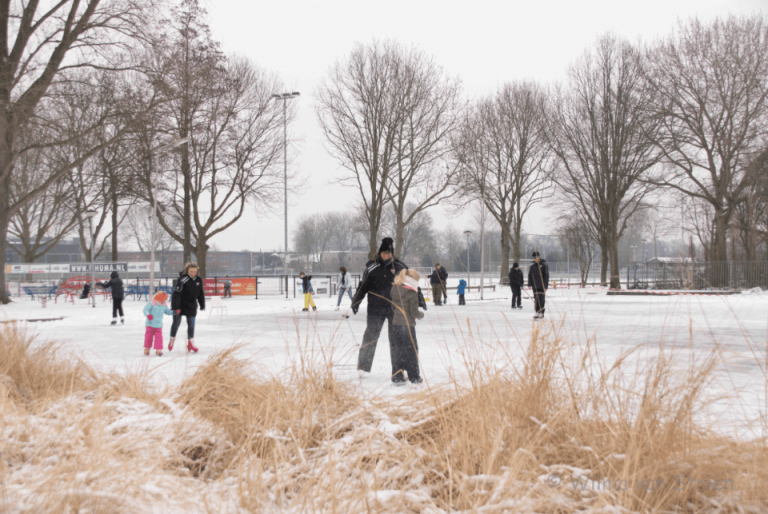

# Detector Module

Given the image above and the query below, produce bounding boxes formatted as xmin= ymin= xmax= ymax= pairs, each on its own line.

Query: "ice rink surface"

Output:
xmin=4 ymin=285 xmax=768 ymax=437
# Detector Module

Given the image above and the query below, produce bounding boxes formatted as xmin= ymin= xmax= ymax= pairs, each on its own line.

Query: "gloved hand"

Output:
xmin=175 ymin=310 xmax=180 ymax=315
xmin=352 ymin=304 xmax=359 ymax=315
xmin=200 ymin=306 xmax=205 ymax=311
xmin=147 ymin=314 xmax=154 ymax=321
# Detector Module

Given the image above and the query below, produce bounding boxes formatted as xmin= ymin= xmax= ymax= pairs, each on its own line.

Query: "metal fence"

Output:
xmin=627 ymin=261 xmax=768 ymax=290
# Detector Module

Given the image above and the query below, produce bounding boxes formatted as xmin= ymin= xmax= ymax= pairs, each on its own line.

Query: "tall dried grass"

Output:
xmin=0 ymin=319 xmax=766 ymax=513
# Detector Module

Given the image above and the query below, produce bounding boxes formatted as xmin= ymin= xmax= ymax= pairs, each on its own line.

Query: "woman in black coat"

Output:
xmin=170 ymin=263 xmax=205 ymax=352
xmin=97 ymin=271 xmax=125 ymax=325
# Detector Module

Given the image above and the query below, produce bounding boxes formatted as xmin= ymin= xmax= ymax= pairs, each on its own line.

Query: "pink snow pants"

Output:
xmin=144 ymin=326 xmax=163 ymax=350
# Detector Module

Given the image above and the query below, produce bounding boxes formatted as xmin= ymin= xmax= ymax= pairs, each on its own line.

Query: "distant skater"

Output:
xmin=96 ymin=271 xmax=125 ymax=325
xmin=430 ymin=264 xmax=448 ymax=306
xmin=142 ymin=291 xmax=174 ymax=356
xmin=528 ymin=252 xmax=549 ymax=319
xmin=335 ymin=266 xmax=354 ymax=311
xmin=223 ymin=275 xmax=232 ymax=298
xmin=509 ymin=262 xmax=523 ymax=309
xmin=300 ymin=272 xmax=316 ymax=312
xmin=457 ymin=278 xmax=467 ymax=305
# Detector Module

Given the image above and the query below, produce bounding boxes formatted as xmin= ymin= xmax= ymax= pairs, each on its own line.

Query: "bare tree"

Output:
xmin=9 ymin=126 xmax=77 ymax=262
xmin=454 ymin=81 xmax=552 ymax=282
xmin=124 ymin=205 xmax=179 ymax=258
xmin=549 ymin=35 xmax=660 ymax=288
xmin=383 ymin=44 xmax=462 ymax=257
xmin=643 ymin=16 xmax=768 ymax=265
xmin=0 ymin=1 xmax=157 ymax=302
xmin=642 ymin=202 xmax=676 ymax=259
xmin=148 ymin=55 xmax=286 ymax=277
xmin=316 ymin=41 xmax=406 ymax=260
xmin=556 ymin=213 xmax=597 ymax=287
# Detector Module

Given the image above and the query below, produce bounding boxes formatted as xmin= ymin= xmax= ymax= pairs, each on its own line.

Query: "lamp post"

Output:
xmin=463 ymin=230 xmax=472 ymax=288
xmin=148 ymin=138 xmax=188 ymax=297
xmin=271 ymin=91 xmax=300 ymax=276
xmin=84 ymin=210 xmax=98 ymax=308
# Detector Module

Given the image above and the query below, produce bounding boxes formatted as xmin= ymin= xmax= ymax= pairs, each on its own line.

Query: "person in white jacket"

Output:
xmin=335 ymin=266 xmax=354 ymax=311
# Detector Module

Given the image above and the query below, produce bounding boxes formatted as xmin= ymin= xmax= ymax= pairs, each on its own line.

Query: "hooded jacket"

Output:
xmin=509 ymin=267 xmax=524 ymax=287
xmin=457 ymin=279 xmax=467 ymax=295
xmin=97 ymin=271 xmax=124 ymax=300
xmin=391 ymin=283 xmax=424 ymax=327
xmin=143 ymin=299 xmax=174 ymax=328
xmin=172 ymin=273 xmax=205 ymax=317
xmin=528 ymin=260 xmax=550 ymax=291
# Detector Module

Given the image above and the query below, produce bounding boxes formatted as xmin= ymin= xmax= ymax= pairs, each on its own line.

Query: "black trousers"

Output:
xmin=458 ymin=294 xmax=465 ymax=305
xmin=511 ymin=286 xmax=521 ymax=308
xmin=358 ymin=313 xmax=396 ymax=374
xmin=390 ymin=324 xmax=420 ymax=382
xmin=533 ymin=288 xmax=546 ymax=314
xmin=112 ymin=298 xmax=124 ymax=318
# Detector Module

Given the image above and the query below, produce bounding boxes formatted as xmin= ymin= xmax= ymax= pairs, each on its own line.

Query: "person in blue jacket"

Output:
xmin=457 ymin=279 xmax=467 ymax=305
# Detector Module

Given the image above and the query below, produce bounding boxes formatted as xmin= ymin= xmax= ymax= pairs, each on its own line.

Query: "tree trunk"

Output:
xmin=713 ymin=207 xmax=729 ymax=286
xmin=599 ymin=240 xmax=609 ymax=286
xmin=181 ymin=139 xmax=192 ymax=265
xmin=394 ymin=214 xmax=405 ymax=261
xmin=0 ymin=216 xmax=9 ymax=303
xmin=195 ymin=239 xmax=209 ymax=278
xmin=500 ymin=230 xmax=511 ymax=284
xmin=609 ymin=236 xmax=621 ymax=289
xmin=111 ymin=192 xmax=119 ymax=262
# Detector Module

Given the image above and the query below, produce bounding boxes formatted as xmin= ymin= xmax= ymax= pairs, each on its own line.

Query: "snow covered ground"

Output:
xmin=4 ymin=284 xmax=768 ymax=437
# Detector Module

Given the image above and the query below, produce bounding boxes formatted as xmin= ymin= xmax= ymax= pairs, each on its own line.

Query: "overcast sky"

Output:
xmin=198 ymin=0 xmax=765 ymax=254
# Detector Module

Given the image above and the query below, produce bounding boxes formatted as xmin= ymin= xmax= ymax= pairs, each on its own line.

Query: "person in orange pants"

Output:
xmin=300 ymin=272 xmax=316 ymax=312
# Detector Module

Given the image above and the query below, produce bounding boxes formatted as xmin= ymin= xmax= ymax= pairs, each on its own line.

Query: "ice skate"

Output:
xmin=110 ymin=319 xmax=117 ymax=326
xmin=357 ymin=369 xmax=370 ymax=379
xmin=410 ymin=377 xmax=424 ymax=387
xmin=302 ymin=308 xmax=308 ymax=312
xmin=312 ymin=306 xmax=317 ymax=312
xmin=120 ymin=317 xmax=125 ymax=324
xmin=391 ymin=378 xmax=408 ymax=387
xmin=144 ymin=348 xmax=150 ymax=356
xmin=156 ymin=350 xmax=163 ymax=356
xmin=187 ymin=339 xmax=198 ymax=353
xmin=168 ymin=337 xmax=175 ymax=351
xmin=334 ymin=306 xmax=339 ymax=311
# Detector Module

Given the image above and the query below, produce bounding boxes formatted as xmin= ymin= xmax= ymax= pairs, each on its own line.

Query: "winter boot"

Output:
xmin=302 ymin=308 xmax=308 ymax=312
xmin=120 ymin=317 xmax=125 ymax=325
xmin=357 ymin=369 xmax=370 ymax=379
xmin=334 ymin=306 xmax=339 ymax=311
xmin=168 ymin=337 xmax=175 ymax=351
xmin=156 ymin=350 xmax=163 ymax=356
xmin=312 ymin=306 xmax=317 ymax=312
xmin=111 ymin=319 xmax=117 ymax=326
xmin=144 ymin=348 xmax=150 ymax=356
xmin=187 ymin=339 xmax=198 ymax=353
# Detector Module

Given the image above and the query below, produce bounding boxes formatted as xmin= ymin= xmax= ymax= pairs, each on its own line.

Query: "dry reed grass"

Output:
xmin=0 ymin=319 xmax=766 ymax=513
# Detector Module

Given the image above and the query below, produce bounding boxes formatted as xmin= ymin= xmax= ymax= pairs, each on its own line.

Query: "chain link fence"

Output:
xmin=627 ymin=261 xmax=768 ymax=290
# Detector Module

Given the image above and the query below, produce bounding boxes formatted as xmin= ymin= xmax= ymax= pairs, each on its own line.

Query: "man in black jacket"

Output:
xmin=97 ymin=271 xmax=125 ymax=325
xmin=508 ymin=262 xmax=524 ymax=309
xmin=170 ymin=263 xmax=205 ymax=352
xmin=527 ymin=252 xmax=549 ymax=319
xmin=352 ymin=237 xmax=421 ymax=380
xmin=429 ymin=264 xmax=447 ymax=306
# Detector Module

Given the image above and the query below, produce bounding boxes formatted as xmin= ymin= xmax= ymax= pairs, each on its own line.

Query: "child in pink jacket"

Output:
xmin=142 ymin=291 xmax=174 ymax=356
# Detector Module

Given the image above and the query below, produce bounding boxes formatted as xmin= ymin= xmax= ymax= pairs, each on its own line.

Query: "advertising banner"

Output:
xmin=70 ymin=263 xmax=128 ymax=273
xmin=203 ymin=278 xmax=256 ymax=296
xmin=127 ymin=262 xmax=160 ymax=272
xmin=295 ymin=277 xmax=330 ymax=296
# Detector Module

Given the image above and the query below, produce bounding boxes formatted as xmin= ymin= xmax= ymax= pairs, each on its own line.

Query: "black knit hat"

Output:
xmin=379 ymin=237 xmax=394 ymax=254
xmin=513 ymin=262 xmax=519 ymax=268
xmin=532 ymin=251 xmax=540 ymax=257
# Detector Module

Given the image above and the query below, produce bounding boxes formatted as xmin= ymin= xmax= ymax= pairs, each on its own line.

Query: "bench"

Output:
xmin=22 ymin=286 xmax=57 ymax=300
xmin=446 ymin=284 xmax=496 ymax=292
xmin=125 ymin=285 xmax=149 ymax=301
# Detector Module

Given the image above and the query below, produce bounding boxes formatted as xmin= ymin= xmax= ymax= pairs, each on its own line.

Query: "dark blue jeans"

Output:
xmin=170 ymin=314 xmax=196 ymax=339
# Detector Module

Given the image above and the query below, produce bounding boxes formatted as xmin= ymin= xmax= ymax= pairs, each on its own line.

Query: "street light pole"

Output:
xmin=85 ymin=210 xmax=98 ymax=308
xmin=271 ymin=92 xmax=300 ymax=276
xmin=463 ymin=230 xmax=472 ymax=289
xmin=148 ymin=138 xmax=188 ymax=297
